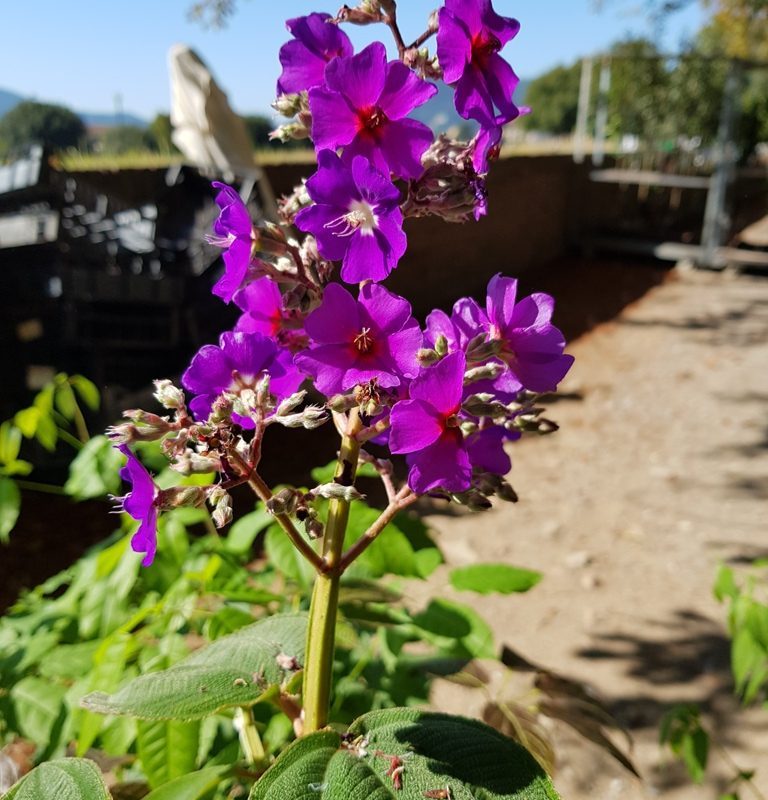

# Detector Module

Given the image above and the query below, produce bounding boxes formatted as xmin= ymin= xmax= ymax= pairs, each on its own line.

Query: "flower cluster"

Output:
xmin=112 ymin=0 xmax=573 ymax=566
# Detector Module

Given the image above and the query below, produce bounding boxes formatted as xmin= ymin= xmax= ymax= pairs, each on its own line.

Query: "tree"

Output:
xmin=147 ymin=113 xmax=177 ymax=153
xmin=100 ymin=124 xmax=154 ymax=155
xmin=0 ymin=101 xmax=86 ymax=157
xmin=522 ymin=63 xmax=582 ymax=134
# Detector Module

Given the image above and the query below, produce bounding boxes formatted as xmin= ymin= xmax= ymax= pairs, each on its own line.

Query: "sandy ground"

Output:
xmin=418 ymin=265 xmax=768 ymax=799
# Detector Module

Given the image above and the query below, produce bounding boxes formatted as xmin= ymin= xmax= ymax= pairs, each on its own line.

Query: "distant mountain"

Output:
xmin=0 ymin=88 xmax=148 ymax=128
xmin=0 ymin=89 xmax=24 ymax=118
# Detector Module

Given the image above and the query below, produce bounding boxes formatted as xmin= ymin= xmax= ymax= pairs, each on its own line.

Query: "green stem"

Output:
xmin=57 ymin=428 xmax=84 ymax=451
xmin=302 ymin=410 xmax=361 ymax=734
xmin=235 ymin=706 xmax=266 ymax=765
xmin=15 ymin=479 xmax=66 ymax=495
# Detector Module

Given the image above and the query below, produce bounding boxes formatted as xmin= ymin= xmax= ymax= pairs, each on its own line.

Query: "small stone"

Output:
xmin=564 ymin=551 xmax=592 ymax=569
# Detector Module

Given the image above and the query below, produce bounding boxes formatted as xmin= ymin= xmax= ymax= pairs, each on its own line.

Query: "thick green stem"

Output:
xmin=302 ymin=411 xmax=361 ymax=733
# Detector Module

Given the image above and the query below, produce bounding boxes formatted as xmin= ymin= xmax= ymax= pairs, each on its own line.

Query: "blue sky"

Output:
xmin=0 ymin=0 xmax=706 ymax=119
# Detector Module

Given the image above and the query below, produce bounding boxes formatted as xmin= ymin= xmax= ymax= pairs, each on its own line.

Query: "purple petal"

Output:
xmin=233 ymin=278 xmax=283 ymax=336
xmin=359 ymin=283 xmax=413 ymax=334
xmin=351 ymin=156 xmax=400 ymax=205
xmin=296 ymin=203 xmax=351 ymax=262
xmin=509 ymin=292 xmax=555 ymax=329
xmin=426 ymin=309 xmax=460 ymax=351
xmin=269 ymin=346 xmax=305 ymax=399
xmin=342 ymin=229 xmax=391 ymax=283
xmin=390 ymin=399 xmax=444 ymax=453
xmin=182 ymin=345 xmax=233 ymax=396
xmin=130 ymin=507 xmax=158 ymax=567
xmin=379 ymin=60 xmax=438 ymax=120
xmin=189 ymin=394 xmax=217 ymax=421
xmin=454 ymin=66 xmax=495 ymax=125
xmin=452 ymin=297 xmax=489 ymax=347
xmin=466 ymin=426 xmax=511 ymax=475
xmin=307 ymin=149 xmax=360 ymax=205
xmin=486 ymin=274 xmax=518 ymax=334
xmin=409 ymin=350 xmax=466 ymax=416
xmin=444 ymin=0 xmax=482 ymax=35
xmin=212 ymin=182 xmax=252 ymax=239
xmin=212 ymin=237 xmax=252 ymax=303
xmin=294 ymin=345 xmax=350 ymax=396
xmin=407 ymin=429 xmax=472 ymax=494
xmin=437 ymin=8 xmax=472 ymax=84
xmin=277 ymin=40 xmax=328 ymax=95
xmin=481 ymin=3 xmax=520 ymax=47
xmin=325 ymin=42 xmax=386 ymax=109
xmin=309 ymin=87 xmax=360 ymax=150
xmin=304 ymin=283 xmax=360 ymax=344
xmin=377 ymin=117 xmax=434 ymax=179
xmin=509 ymin=328 xmax=574 ymax=392
xmin=485 ymin=53 xmax=520 ymax=120
xmin=386 ymin=322 xmax=423 ymax=378
xmin=218 ymin=330 xmax=278 ymax=378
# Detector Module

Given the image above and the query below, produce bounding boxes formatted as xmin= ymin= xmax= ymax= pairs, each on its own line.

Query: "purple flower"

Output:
xmin=390 ymin=351 xmax=472 ymax=494
xmin=276 ymin=12 xmax=354 ymax=95
xmin=207 ymin=182 xmax=256 ymax=303
xmin=114 ymin=445 xmax=159 ymax=567
xmin=294 ymin=282 xmax=422 ymax=396
xmin=425 ymin=296 xmax=486 ymax=354
xmin=295 ymin=151 xmax=406 ymax=283
xmin=233 ymin=278 xmax=308 ymax=353
xmin=182 ymin=331 xmax=303 ymax=426
xmin=309 ymin=42 xmax=437 ymax=179
xmin=437 ymin=0 xmax=521 ymax=127
xmin=465 ymin=424 xmax=515 ymax=475
xmin=485 ymin=274 xmax=574 ymax=394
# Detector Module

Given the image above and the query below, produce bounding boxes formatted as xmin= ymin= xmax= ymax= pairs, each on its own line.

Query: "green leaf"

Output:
xmin=64 ymin=435 xmax=123 ymax=500
xmin=10 ymin=676 xmax=67 ymax=751
xmin=411 ymin=599 xmax=496 ymax=659
xmin=81 ymin=613 xmax=307 ymax=720
xmin=450 ymin=564 xmax=543 ymax=595
xmin=54 ymin=383 xmax=78 ymax=421
xmin=250 ymin=709 xmax=558 ymax=799
xmin=13 ymin=408 xmax=40 ymax=439
xmin=35 ymin=413 xmax=58 ymax=452
xmin=226 ymin=508 xmax=273 ymax=555
xmin=2 ymin=758 xmax=110 ymax=800
xmin=0 ymin=420 xmax=22 ymax=463
xmin=265 ymin=526 xmax=315 ymax=588
xmin=142 ymin=766 xmax=230 ymax=800
xmin=137 ymin=719 xmax=201 ymax=789
xmin=0 ymin=477 xmax=21 ymax=542
xmin=714 ymin=564 xmax=739 ymax=602
xmin=70 ymin=375 xmax=101 ymax=411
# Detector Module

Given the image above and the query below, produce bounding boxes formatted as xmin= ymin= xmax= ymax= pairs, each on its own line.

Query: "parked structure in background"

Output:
xmin=573 ymin=50 xmax=768 ymax=269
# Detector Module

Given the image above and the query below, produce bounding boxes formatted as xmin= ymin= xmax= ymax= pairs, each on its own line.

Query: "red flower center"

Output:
xmin=471 ymin=32 xmax=500 ymax=68
xmin=353 ymin=326 xmax=375 ymax=354
xmin=357 ymin=105 xmax=387 ymax=139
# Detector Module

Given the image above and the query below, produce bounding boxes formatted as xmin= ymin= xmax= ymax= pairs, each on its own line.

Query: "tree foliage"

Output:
xmin=0 ymin=101 xmax=85 ymax=157
xmin=522 ymin=63 xmax=582 ymax=135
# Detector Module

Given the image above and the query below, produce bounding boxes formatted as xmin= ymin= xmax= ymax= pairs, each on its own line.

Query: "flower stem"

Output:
xmin=302 ymin=410 xmax=361 ymax=733
xmin=235 ymin=706 xmax=266 ymax=765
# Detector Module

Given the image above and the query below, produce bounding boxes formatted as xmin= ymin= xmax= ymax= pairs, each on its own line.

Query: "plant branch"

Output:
xmin=303 ymin=409 xmax=362 ymax=733
xmin=228 ymin=447 xmax=326 ymax=573
xmin=382 ymin=0 xmax=407 ymax=58
xmin=410 ymin=27 xmax=436 ymax=50
xmin=338 ymin=486 xmax=417 ymax=572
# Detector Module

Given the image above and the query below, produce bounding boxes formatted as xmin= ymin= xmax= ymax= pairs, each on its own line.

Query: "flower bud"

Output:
xmin=171 ymin=451 xmax=221 ymax=475
xmin=463 ymin=363 xmax=504 ymax=384
xmin=275 ymin=405 xmax=328 ymax=430
xmin=270 ymin=121 xmax=310 ymax=143
xmin=153 ymin=379 xmax=186 ymax=410
xmin=267 ymin=487 xmax=301 ymax=516
xmin=158 ymin=486 xmax=207 ymax=510
xmin=277 ymin=390 xmax=307 ymax=416
xmin=272 ymin=92 xmax=305 ymax=117
xmin=305 ymin=518 xmax=324 ymax=540
xmin=334 ymin=1 xmax=384 ymax=24
xmin=311 ymin=483 xmax=365 ymax=502
xmin=417 ymin=347 xmax=441 ymax=365
xmin=210 ymin=489 xmax=233 ymax=528
xmin=497 ymin=481 xmax=519 ymax=503
xmin=327 ymin=393 xmax=358 ymax=413
xmin=434 ymin=334 xmax=449 ymax=357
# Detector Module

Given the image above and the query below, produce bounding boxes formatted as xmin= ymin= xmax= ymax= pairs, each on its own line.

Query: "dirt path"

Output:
xmin=420 ymin=265 xmax=768 ymax=798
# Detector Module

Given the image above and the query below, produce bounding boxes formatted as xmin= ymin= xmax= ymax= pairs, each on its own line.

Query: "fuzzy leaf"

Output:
xmin=81 ymin=614 xmax=307 ymax=720
xmin=2 ymin=758 xmax=110 ymax=800
xmin=250 ymin=709 xmax=558 ymax=799
xmin=140 ymin=766 xmax=229 ymax=800
xmin=137 ymin=719 xmax=201 ymax=789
